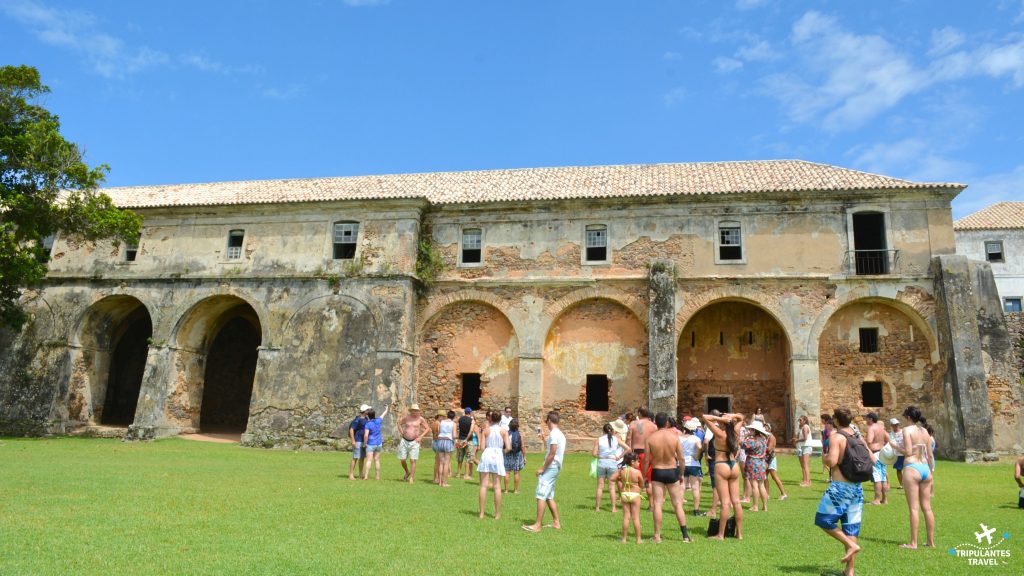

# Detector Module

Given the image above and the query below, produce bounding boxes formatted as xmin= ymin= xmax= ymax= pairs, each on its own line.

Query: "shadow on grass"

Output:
xmin=859 ymin=535 xmax=902 ymax=545
xmin=777 ymin=564 xmax=841 ymax=575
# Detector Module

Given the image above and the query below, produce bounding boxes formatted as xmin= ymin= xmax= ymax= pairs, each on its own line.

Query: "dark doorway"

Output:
xmin=461 ymin=373 xmax=481 ymax=410
xmin=100 ymin=312 xmax=152 ymax=425
xmin=861 ymin=381 xmax=884 ymax=408
xmin=585 ymin=374 xmax=609 ymax=411
xmin=705 ymin=396 xmax=731 ymax=414
xmin=200 ymin=315 xmax=260 ymax=433
xmin=852 ymin=212 xmax=888 ymax=274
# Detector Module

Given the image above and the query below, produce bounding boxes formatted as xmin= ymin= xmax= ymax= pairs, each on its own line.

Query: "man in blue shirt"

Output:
xmin=348 ymin=404 xmax=370 ymax=480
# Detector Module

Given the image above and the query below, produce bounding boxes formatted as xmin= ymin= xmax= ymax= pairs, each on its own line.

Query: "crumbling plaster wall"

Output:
xmin=955 ymin=228 xmax=1024 ymax=302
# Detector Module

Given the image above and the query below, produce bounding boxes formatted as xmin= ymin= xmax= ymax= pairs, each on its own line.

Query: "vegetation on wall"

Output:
xmin=414 ymin=227 xmax=444 ymax=297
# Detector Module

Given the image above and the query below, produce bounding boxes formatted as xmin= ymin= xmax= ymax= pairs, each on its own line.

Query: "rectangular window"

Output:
xmin=39 ymin=234 xmax=56 ymax=263
xmin=852 ymin=211 xmax=889 ymax=275
xmin=1005 ymin=298 xmax=1023 ymax=313
xmin=461 ymin=373 xmax=481 ymax=411
xmin=861 ymin=381 xmax=884 ymax=407
xmin=124 ymin=239 xmax=139 ymax=262
xmin=985 ymin=241 xmax=1004 ymax=263
xmin=859 ymin=328 xmax=879 ymax=353
xmin=585 ymin=225 xmax=607 ymax=262
xmin=718 ymin=221 xmax=743 ymax=261
xmin=461 ymin=228 xmax=482 ymax=264
xmin=585 ymin=374 xmax=610 ymax=411
xmin=705 ymin=396 xmax=731 ymax=414
xmin=333 ymin=222 xmax=358 ymax=260
xmin=227 ymin=230 xmax=244 ymax=260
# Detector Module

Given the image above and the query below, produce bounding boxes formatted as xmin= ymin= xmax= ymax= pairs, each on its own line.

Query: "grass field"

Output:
xmin=1 ymin=437 xmax=1021 ymax=575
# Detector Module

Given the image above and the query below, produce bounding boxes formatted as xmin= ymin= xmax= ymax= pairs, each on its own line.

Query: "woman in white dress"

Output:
xmin=477 ymin=410 xmax=511 ymax=519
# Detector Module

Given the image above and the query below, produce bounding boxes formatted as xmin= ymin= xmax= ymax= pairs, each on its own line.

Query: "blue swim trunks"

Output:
xmin=814 ymin=481 xmax=863 ymax=537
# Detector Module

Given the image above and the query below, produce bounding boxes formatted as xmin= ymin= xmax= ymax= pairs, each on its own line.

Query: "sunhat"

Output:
xmin=410 ymin=403 xmax=421 ymax=411
xmin=683 ymin=418 xmax=700 ymax=431
xmin=745 ymin=420 xmax=770 ymax=436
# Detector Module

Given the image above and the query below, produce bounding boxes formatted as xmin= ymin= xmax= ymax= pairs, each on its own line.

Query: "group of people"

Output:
xmin=345 ymin=399 xmax=950 ymax=575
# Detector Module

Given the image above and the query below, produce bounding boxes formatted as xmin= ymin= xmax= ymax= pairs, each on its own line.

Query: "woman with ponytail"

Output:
xmin=592 ymin=422 xmax=625 ymax=512
xmin=889 ymin=406 xmax=935 ymax=549
xmin=704 ymin=412 xmax=745 ymax=540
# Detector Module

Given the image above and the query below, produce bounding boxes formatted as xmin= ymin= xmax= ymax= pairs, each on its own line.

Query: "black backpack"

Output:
xmin=707 ymin=516 xmax=737 ymax=538
xmin=836 ymin=430 xmax=873 ymax=483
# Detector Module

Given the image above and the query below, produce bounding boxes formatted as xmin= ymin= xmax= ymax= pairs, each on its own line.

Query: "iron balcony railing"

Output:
xmin=845 ymin=249 xmax=899 ymax=276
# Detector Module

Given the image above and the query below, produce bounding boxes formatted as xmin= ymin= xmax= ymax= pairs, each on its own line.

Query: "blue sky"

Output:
xmin=2 ymin=0 xmax=1022 ymax=218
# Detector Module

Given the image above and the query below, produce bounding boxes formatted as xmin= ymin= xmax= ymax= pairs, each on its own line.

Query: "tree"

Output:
xmin=1 ymin=65 xmax=141 ymax=329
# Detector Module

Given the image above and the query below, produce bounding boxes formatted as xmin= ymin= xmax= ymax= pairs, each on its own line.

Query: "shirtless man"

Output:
xmin=864 ymin=412 xmax=888 ymax=505
xmin=815 ymin=407 xmax=871 ymax=576
xmin=397 ymin=404 xmax=430 ymax=483
xmin=627 ymin=407 xmax=654 ymax=497
xmin=643 ymin=412 xmax=691 ymax=542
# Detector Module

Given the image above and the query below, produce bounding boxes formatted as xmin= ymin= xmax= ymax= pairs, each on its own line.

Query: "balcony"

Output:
xmin=845 ymin=249 xmax=899 ymax=276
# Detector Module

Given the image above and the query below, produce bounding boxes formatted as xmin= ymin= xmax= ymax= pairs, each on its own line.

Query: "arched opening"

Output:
xmin=70 ymin=295 xmax=152 ymax=428
xmin=677 ymin=300 xmax=791 ymax=441
xmin=417 ymin=301 xmax=519 ymax=417
xmin=171 ymin=296 xmax=263 ymax=436
xmin=543 ymin=298 xmax=648 ymax=438
xmin=817 ymin=300 xmax=939 ymax=423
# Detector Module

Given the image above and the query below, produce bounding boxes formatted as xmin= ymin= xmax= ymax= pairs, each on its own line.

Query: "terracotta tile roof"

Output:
xmin=955 ymin=202 xmax=1024 ymax=230
xmin=101 ymin=160 xmax=965 ymax=209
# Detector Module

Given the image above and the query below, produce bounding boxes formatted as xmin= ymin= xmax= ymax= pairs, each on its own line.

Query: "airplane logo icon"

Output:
xmin=975 ymin=524 xmax=996 ymax=545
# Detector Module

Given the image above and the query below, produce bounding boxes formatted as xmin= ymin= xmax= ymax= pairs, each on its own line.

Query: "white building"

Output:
xmin=955 ymin=202 xmax=1024 ymax=313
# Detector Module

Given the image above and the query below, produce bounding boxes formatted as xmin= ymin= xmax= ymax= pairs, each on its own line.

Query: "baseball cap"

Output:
xmin=464 ymin=407 xmax=472 ymax=414
xmin=889 ymin=418 xmax=900 ymax=425
xmin=359 ymin=404 xmax=371 ymax=412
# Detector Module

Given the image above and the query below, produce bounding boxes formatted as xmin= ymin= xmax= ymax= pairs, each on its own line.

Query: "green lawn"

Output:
xmin=1 ymin=437 xmax=1021 ymax=575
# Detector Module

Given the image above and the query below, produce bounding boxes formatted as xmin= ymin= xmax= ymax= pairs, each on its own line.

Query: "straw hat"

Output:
xmin=683 ymin=418 xmax=700 ymax=431
xmin=745 ymin=420 xmax=770 ymax=436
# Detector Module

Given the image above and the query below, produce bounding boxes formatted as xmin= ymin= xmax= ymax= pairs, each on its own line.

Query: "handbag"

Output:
xmin=707 ymin=516 xmax=737 ymax=538
xmin=589 ymin=458 xmax=599 ymax=478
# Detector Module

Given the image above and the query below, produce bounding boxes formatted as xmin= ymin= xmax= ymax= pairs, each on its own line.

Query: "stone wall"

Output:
xmin=1007 ymin=312 xmax=1024 ymax=381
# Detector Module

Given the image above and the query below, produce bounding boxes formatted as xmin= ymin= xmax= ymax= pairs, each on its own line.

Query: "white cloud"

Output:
xmin=929 ymin=26 xmax=965 ymax=56
xmin=181 ymin=54 xmax=261 ymax=76
xmin=0 ymin=0 xmax=168 ymax=78
xmin=713 ymin=56 xmax=743 ymax=73
xmin=663 ymin=87 xmax=686 ymax=108
xmin=735 ymin=0 xmax=769 ymax=10
xmin=663 ymin=51 xmax=683 ymax=61
xmin=262 ymin=84 xmax=306 ymax=100
xmin=735 ymin=39 xmax=780 ymax=62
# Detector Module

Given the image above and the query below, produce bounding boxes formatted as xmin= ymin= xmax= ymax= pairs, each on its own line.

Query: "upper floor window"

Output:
xmin=40 ymin=234 xmax=56 ymax=262
xmin=1005 ymin=297 xmax=1022 ymax=313
xmin=333 ymin=222 xmax=359 ymax=260
xmin=227 ymin=230 xmax=244 ymax=260
xmin=985 ymin=241 xmax=1004 ymax=263
xmin=124 ymin=237 xmax=139 ymax=262
xmin=851 ymin=211 xmax=889 ymax=275
xmin=461 ymin=228 xmax=482 ymax=265
xmin=717 ymin=220 xmax=743 ymax=262
xmin=859 ymin=327 xmax=879 ymax=353
xmin=585 ymin=224 xmax=608 ymax=263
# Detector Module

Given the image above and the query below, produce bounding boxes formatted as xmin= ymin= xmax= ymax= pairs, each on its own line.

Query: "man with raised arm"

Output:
xmin=644 ymin=412 xmax=692 ymax=542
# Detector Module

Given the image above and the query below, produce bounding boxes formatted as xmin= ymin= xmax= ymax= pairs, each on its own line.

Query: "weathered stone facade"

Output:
xmin=1 ymin=162 xmax=1021 ymax=457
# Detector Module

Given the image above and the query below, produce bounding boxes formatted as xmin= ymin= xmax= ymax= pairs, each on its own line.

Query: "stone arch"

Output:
xmin=417 ymin=301 xmax=520 ymax=417
xmin=285 ymin=292 xmax=383 ymax=345
xmin=542 ymin=286 xmax=648 ymax=336
xmin=676 ymin=291 xmax=796 ymax=353
xmin=816 ymin=298 xmax=941 ymax=422
xmin=543 ymin=297 xmax=648 ymax=439
xmin=677 ymin=299 xmax=792 ymax=441
xmin=67 ymin=295 xmax=153 ymax=427
xmin=417 ymin=289 xmax=526 ymax=340
xmin=172 ymin=292 xmax=270 ymax=353
xmin=166 ymin=294 xmax=263 ymax=434
xmin=806 ymin=287 xmax=938 ymax=361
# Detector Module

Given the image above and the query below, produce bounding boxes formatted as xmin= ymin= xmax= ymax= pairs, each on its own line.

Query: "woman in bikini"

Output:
xmin=703 ymin=412 xmax=745 ymax=540
xmin=889 ymin=405 xmax=935 ymax=549
xmin=611 ymin=452 xmax=645 ymax=543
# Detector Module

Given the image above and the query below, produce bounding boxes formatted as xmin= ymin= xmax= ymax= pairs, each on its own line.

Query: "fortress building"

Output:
xmin=1 ymin=161 xmax=1020 ymax=459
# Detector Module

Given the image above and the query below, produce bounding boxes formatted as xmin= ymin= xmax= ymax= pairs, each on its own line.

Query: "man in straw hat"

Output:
xmin=397 ymin=404 xmax=430 ymax=483
xmin=347 ymin=403 xmax=371 ymax=480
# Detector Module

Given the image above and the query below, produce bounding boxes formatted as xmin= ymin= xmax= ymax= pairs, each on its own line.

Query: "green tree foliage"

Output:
xmin=1 ymin=65 xmax=141 ymax=329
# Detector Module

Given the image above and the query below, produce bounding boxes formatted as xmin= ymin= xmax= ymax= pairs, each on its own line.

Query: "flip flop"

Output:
xmin=522 ymin=525 xmax=540 ymax=533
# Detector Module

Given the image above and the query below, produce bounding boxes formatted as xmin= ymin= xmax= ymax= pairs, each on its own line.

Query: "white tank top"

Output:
xmin=485 ymin=425 xmax=504 ymax=449
xmin=438 ymin=419 xmax=454 ymax=440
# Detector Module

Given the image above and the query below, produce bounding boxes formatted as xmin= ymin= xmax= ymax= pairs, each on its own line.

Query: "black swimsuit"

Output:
xmin=651 ymin=467 xmax=681 ymax=484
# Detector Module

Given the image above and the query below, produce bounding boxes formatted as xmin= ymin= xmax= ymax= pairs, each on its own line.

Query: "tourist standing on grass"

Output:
xmin=456 ymin=408 xmax=477 ymax=480
xmin=764 ymin=423 xmax=787 ymax=500
xmin=889 ymin=406 xmax=935 ymax=550
xmin=704 ymin=412 xmax=744 ymax=540
xmin=522 ymin=411 xmax=565 ymax=533
xmin=362 ymin=405 xmax=390 ymax=480
xmin=644 ymin=412 xmax=692 ymax=543
xmin=865 ymin=412 xmax=889 ymax=505
xmin=626 ymin=407 xmax=654 ymax=499
xmin=500 ymin=406 xmax=513 ymax=430
xmin=821 ymin=414 xmax=834 ymax=481
xmin=1016 ymin=455 xmax=1024 ymax=508
xmin=477 ymin=410 xmax=511 ymax=519
xmin=889 ymin=418 xmax=904 ymax=488
xmin=436 ymin=410 xmax=456 ymax=487
xmin=347 ymin=403 xmax=370 ymax=480
xmin=741 ymin=420 xmax=770 ymax=512
xmin=681 ymin=418 xmax=705 ymax=517
xmin=430 ymin=413 xmax=442 ymax=484
xmin=503 ymin=418 xmax=525 ymax=493
xmin=593 ymin=422 xmax=625 ymax=512
xmin=815 ymin=407 xmax=870 ymax=576
xmin=703 ymin=409 xmax=723 ymax=518
xmin=796 ymin=415 xmax=813 ymax=487
xmin=397 ymin=404 xmax=430 ymax=484
xmin=612 ymin=453 xmax=645 ymax=544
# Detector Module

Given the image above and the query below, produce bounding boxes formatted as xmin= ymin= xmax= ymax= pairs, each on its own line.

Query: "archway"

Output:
xmin=543 ymin=298 xmax=648 ymax=438
xmin=677 ymin=300 xmax=790 ymax=440
xmin=71 ymin=295 xmax=152 ymax=427
xmin=417 ymin=301 xmax=519 ymax=416
xmin=817 ymin=300 xmax=939 ymax=422
xmin=172 ymin=296 xmax=262 ymax=435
